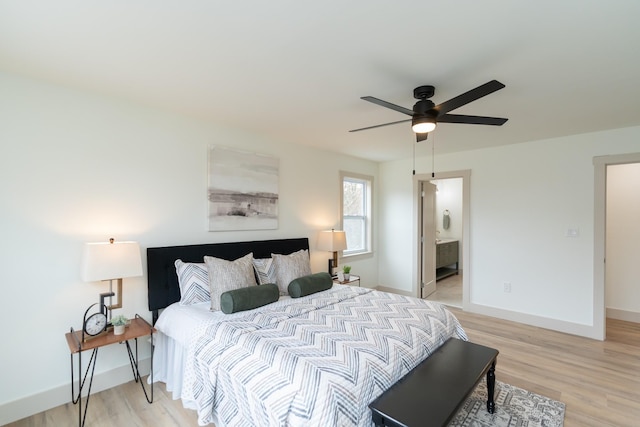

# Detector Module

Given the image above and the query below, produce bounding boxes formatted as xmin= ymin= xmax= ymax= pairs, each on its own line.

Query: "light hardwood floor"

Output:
xmin=451 ymin=309 xmax=640 ymax=427
xmin=427 ymin=273 xmax=463 ymax=307
xmin=7 ymin=311 xmax=640 ymax=427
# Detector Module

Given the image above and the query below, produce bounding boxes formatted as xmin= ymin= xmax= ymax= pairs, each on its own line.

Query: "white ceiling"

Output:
xmin=1 ymin=1 xmax=639 ymax=162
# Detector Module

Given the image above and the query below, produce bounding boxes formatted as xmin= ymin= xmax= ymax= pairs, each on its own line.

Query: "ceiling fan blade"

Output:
xmin=349 ymin=118 xmax=411 ymax=133
xmin=416 ymin=133 xmax=428 ymax=142
xmin=361 ymin=96 xmax=414 ymax=116
xmin=433 ymin=80 xmax=505 ymax=116
xmin=438 ymin=114 xmax=508 ymax=126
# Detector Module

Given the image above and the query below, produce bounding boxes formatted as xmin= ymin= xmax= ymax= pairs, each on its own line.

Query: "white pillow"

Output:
xmin=271 ymin=249 xmax=312 ymax=296
xmin=252 ymin=258 xmax=277 ymax=285
xmin=175 ymin=260 xmax=210 ymax=305
xmin=204 ymin=253 xmax=257 ymax=311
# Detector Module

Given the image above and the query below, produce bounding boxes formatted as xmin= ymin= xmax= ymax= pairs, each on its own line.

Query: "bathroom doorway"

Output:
xmin=414 ymin=170 xmax=470 ymax=310
xmin=427 ymin=177 xmax=463 ymax=308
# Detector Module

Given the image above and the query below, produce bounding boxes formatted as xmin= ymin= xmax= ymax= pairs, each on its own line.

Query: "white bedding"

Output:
xmin=153 ymin=285 xmax=466 ymax=426
xmin=156 ymin=302 xmax=223 ymax=346
xmin=151 ymin=302 xmax=212 ymax=402
xmin=152 ymin=297 xmax=292 ymax=401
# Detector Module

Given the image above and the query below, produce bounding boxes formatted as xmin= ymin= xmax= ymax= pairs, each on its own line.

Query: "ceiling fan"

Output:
xmin=349 ymin=80 xmax=508 ymax=142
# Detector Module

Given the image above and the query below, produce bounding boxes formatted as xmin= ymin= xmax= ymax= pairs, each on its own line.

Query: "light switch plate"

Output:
xmin=566 ymin=228 xmax=580 ymax=238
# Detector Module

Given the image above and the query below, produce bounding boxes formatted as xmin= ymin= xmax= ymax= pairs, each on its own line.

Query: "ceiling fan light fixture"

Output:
xmin=350 ymin=80 xmax=507 ymax=137
xmin=411 ymin=116 xmax=437 ymax=134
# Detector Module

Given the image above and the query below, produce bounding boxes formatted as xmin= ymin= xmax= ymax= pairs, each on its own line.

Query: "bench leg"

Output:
xmin=371 ymin=412 xmax=384 ymax=427
xmin=486 ymin=360 xmax=496 ymax=414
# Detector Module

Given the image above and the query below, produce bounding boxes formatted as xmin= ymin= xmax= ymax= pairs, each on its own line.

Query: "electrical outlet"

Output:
xmin=503 ymin=282 xmax=512 ymax=293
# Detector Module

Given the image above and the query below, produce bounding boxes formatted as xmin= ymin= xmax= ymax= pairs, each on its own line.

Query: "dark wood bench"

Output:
xmin=369 ymin=338 xmax=499 ymax=427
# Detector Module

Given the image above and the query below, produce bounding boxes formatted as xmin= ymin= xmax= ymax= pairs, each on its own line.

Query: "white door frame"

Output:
xmin=593 ymin=152 xmax=640 ymax=340
xmin=413 ymin=169 xmax=471 ymax=309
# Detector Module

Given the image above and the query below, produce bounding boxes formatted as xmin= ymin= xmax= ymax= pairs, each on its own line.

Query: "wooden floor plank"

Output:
xmin=6 ymin=309 xmax=640 ymax=427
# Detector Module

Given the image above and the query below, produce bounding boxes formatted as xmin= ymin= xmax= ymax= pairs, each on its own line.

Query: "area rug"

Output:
xmin=448 ymin=381 xmax=565 ymax=427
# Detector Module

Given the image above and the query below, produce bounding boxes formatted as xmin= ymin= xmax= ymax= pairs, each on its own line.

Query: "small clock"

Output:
xmin=83 ymin=303 xmax=108 ymax=338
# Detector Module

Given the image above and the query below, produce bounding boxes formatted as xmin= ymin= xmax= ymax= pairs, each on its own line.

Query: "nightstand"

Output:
xmin=65 ymin=315 xmax=155 ymax=427
xmin=333 ymin=274 xmax=360 ymax=287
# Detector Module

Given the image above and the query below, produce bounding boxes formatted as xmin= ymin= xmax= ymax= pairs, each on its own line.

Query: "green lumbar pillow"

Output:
xmin=220 ymin=283 xmax=279 ymax=314
xmin=288 ymin=272 xmax=333 ymax=298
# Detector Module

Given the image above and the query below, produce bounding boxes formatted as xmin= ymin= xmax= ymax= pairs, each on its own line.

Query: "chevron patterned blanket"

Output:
xmin=183 ymin=285 xmax=467 ymax=426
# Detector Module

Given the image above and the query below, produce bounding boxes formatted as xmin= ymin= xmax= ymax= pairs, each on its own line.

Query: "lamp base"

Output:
xmin=99 ymin=278 xmax=123 ymax=321
xmin=327 ymin=250 xmax=339 ymax=275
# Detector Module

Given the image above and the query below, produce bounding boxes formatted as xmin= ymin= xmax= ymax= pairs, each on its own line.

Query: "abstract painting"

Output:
xmin=208 ymin=146 xmax=279 ymax=231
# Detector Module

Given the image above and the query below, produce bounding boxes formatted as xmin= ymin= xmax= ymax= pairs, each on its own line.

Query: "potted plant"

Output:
xmin=111 ymin=314 xmax=128 ymax=335
xmin=342 ymin=265 xmax=351 ymax=281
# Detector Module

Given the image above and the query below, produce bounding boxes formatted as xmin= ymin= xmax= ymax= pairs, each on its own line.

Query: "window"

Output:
xmin=341 ymin=172 xmax=372 ymax=256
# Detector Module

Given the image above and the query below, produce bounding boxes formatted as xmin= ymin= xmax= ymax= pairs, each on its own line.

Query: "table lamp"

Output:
xmin=317 ymin=229 xmax=347 ymax=275
xmin=81 ymin=238 xmax=143 ymax=320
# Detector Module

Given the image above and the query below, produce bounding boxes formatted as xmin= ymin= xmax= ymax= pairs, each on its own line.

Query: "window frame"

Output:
xmin=340 ymin=171 xmax=373 ymax=257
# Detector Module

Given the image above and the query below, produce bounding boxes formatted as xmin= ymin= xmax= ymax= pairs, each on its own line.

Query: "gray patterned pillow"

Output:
xmin=204 ymin=253 xmax=257 ymax=311
xmin=175 ymin=260 xmax=210 ymax=305
xmin=252 ymin=257 xmax=277 ymax=285
xmin=271 ymin=249 xmax=312 ymax=295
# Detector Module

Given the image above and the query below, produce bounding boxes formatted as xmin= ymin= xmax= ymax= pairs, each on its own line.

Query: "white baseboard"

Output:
xmin=607 ymin=307 xmax=640 ymax=323
xmin=373 ymin=286 xmax=607 ymax=340
xmin=0 ymin=358 xmax=151 ymax=425
xmin=466 ymin=302 xmax=603 ymax=340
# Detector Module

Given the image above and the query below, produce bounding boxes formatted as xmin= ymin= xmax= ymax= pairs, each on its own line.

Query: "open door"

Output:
xmin=420 ymin=181 xmax=437 ymax=298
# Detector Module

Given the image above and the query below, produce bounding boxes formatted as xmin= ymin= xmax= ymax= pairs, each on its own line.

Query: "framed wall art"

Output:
xmin=208 ymin=146 xmax=279 ymax=231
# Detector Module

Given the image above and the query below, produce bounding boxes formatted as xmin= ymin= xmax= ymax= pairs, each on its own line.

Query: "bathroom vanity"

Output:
xmin=436 ymin=239 xmax=459 ymax=281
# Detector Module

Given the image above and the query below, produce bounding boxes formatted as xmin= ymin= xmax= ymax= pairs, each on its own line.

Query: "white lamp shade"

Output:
xmin=317 ymin=230 xmax=347 ymax=252
xmin=81 ymin=240 xmax=143 ymax=282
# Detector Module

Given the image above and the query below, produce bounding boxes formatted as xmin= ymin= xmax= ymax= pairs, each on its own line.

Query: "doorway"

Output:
xmin=414 ymin=170 xmax=471 ymax=310
xmin=594 ymin=152 xmax=640 ymax=340
xmin=428 ymin=177 xmax=464 ymax=307
xmin=605 ymin=162 xmax=640 ymax=323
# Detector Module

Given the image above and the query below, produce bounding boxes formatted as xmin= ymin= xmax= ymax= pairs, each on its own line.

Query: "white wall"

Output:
xmin=379 ymin=127 xmax=640 ymax=336
xmin=0 ymin=71 xmax=379 ymax=423
xmin=606 ymin=163 xmax=640 ymax=318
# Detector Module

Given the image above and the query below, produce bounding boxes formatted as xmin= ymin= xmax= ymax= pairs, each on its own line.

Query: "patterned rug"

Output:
xmin=448 ymin=381 xmax=565 ymax=426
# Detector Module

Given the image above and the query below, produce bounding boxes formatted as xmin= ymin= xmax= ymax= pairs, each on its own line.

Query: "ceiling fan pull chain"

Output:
xmin=413 ymin=139 xmax=416 ymax=176
xmin=432 ymin=133 xmax=436 ymax=178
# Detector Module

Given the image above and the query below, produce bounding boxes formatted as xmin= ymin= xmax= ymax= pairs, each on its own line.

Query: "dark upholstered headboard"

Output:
xmin=147 ymin=237 xmax=309 ymax=322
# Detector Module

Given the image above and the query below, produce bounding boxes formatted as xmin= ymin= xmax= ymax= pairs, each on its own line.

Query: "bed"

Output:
xmin=147 ymin=238 xmax=467 ymax=427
